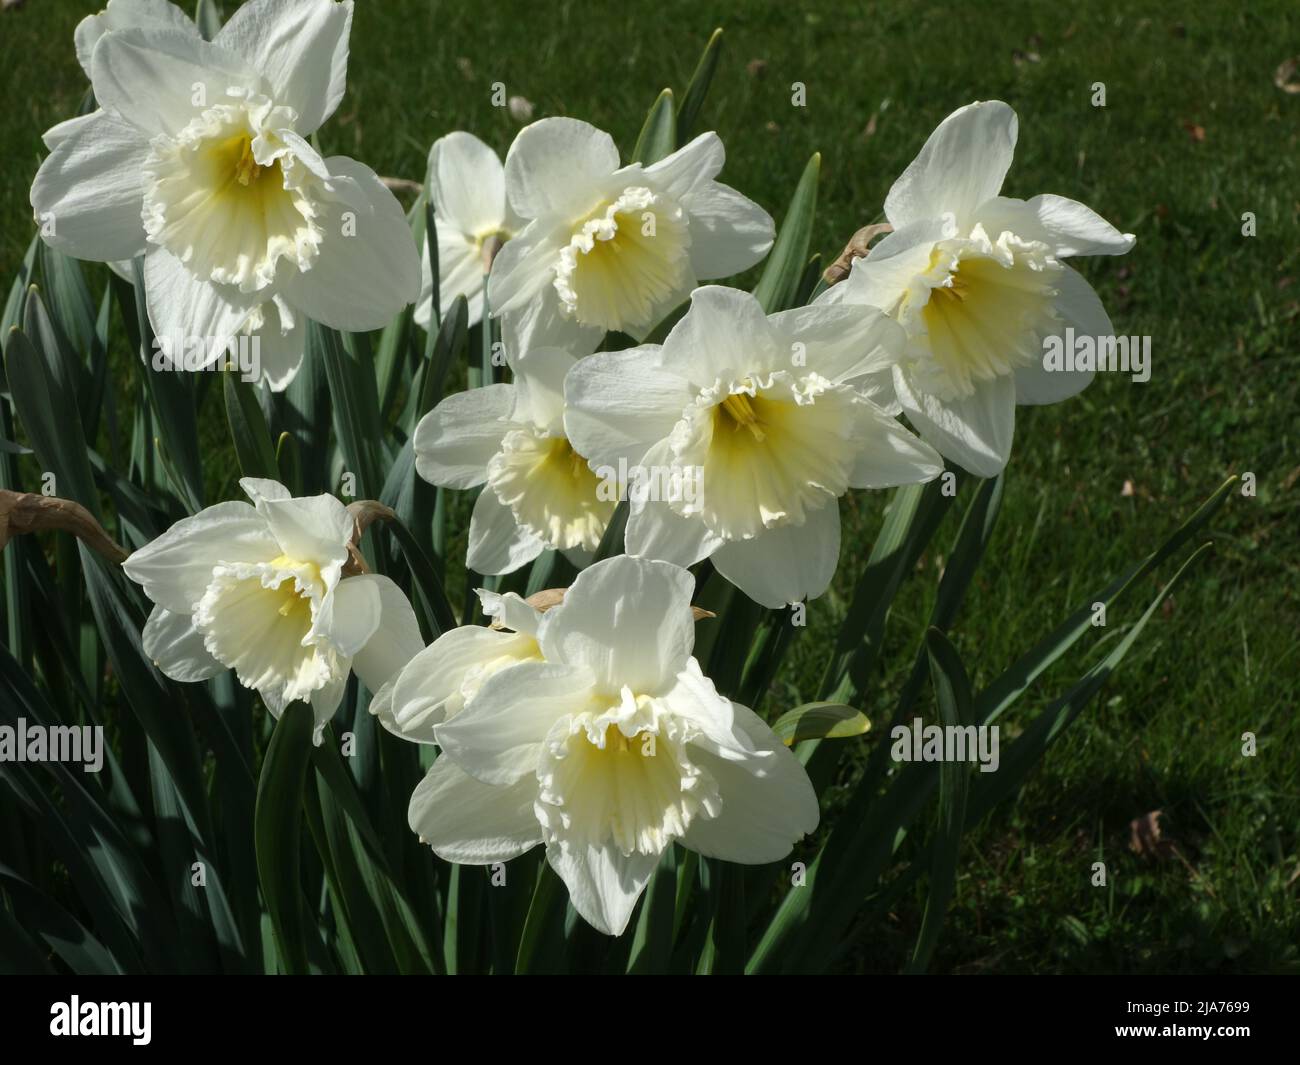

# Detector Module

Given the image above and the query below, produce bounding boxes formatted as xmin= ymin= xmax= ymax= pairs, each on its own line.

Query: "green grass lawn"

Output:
xmin=2 ymin=0 xmax=1296 ymax=972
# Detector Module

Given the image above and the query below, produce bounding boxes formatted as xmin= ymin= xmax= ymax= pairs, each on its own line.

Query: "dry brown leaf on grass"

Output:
xmin=1275 ymin=57 xmax=1300 ymax=94
xmin=1129 ymin=810 xmax=1175 ymax=859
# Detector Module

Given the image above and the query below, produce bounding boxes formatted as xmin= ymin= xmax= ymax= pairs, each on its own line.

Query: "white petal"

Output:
xmin=827 ymin=218 xmax=947 ymax=314
xmin=309 ymin=669 xmax=349 ymax=743
xmin=259 ymin=493 xmax=352 ymax=568
xmin=477 ymin=590 xmax=544 ymax=637
xmin=1016 ymin=265 xmax=1112 ymax=405
xmin=380 ymin=626 xmax=536 ymax=742
xmin=367 ymin=678 xmax=398 ymax=735
xmin=411 ymin=758 xmax=542 ymax=864
xmin=683 ymin=702 xmax=819 ymax=863
xmin=41 ymin=113 xmax=98 ymax=152
xmin=885 ymin=100 xmax=1018 ymax=229
xmin=978 ymin=194 xmax=1135 ymax=259
xmin=309 ymin=574 xmax=381 ymax=657
xmin=767 ymin=302 xmax=906 ymax=384
xmin=428 ymin=130 xmax=507 ymax=236
xmin=504 ymin=117 xmax=620 ymax=220
xmin=623 ymin=439 xmax=724 ymax=567
xmin=852 ymin=368 xmax=903 ymax=415
xmin=656 ymin=657 xmax=756 ymax=759
xmin=252 ymin=322 xmax=307 ymax=391
xmin=435 ymin=660 xmax=596 ymax=785
xmin=75 ymin=0 xmax=200 ymax=80
xmin=122 ymin=500 xmax=276 ymax=613
xmin=683 ymin=181 xmax=775 ymax=280
xmin=142 ymin=604 xmax=224 ymax=682
xmin=538 ymin=555 xmax=695 ymax=695
xmin=511 ymin=345 xmax=578 ymax=434
xmin=848 ymin=408 xmax=946 ymax=488
xmin=350 ymin=574 xmax=424 ymax=693
xmin=239 ymin=477 xmax=290 ymax=506
xmin=547 ymin=838 xmax=659 ymax=937
xmin=660 ymin=285 xmax=781 ymax=387
xmin=281 ymin=156 xmax=421 ymax=332
xmin=30 ymin=110 xmax=149 ymax=262
xmin=894 ymin=365 xmax=1016 ymax=478
xmin=466 ymin=487 xmax=546 ymax=575
xmin=483 ymin=219 xmax=564 ymax=319
xmin=144 ymin=247 xmax=258 ymax=362
xmin=497 ymin=288 xmax=604 ymax=360
xmin=413 ymin=385 xmax=514 ymax=489
xmin=710 ymin=499 xmax=841 ymax=608
xmin=90 ymin=27 xmax=261 ymax=137
xmin=562 ymin=347 xmax=693 ymax=469
xmin=215 ymin=0 xmax=352 ymax=134
xmin=643 ymin=131 xmax=724 ymax=199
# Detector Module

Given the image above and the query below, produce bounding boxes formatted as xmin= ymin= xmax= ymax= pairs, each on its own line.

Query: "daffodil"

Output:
xmin=563 ymin=286 xmax=944 ymax=608
xmin=30 ymin=0 xmax=420 ymax=390
xmin=408 ymin=556 xmax=819 ymax=936
xmin=413 ymin=344 xmax=616 ymax=574
xmin=413 ymin=132 xmax=520 ymax=331
xmin=486 ymin=117 xmax=774 ymax=353
xmin=122 ymin=478 xmax=422 ymax=742
xmin=822 ymin=100 xmax=1135 ymax=477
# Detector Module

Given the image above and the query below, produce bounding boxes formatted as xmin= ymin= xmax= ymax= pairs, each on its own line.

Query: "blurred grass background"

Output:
xmin=2 ymin=0 xmax=1296 ymax=973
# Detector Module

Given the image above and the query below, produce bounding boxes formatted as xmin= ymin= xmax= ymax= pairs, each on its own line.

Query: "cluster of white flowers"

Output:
xmin=37 ymin=0 xmax=1132 ymax=933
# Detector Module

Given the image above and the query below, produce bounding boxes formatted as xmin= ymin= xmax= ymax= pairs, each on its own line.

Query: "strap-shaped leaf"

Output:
xmin=676 ymin=29 xmax=724 ymax=146
xmin=904 ymin=629 xmax=972 ymax=974
xmin=750 ymin=480 xmax=1231 ymax=974
xmin=771 ymin=701 xmax=871 ymax=745
xmin=752 ymin=153 xmax=820 ymax=313
xmin=223 ymin=370 xmax=279 ymax=481
xmin=254 ymin=702 xmax=317 ymax=975
xmin=631 ymin=88 xmax=676 ymax=165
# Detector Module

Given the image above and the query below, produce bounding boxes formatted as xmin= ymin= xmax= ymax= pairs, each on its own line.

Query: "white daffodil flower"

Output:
xmin=563 ymin=286 xmax=945 ymax=608
xmin=821 ymin=100 xmax=1135 ymax=477
xmin=408 ymin=555 xmax=819 ymax=936
xmin=413 ymin=132 xmax=521 ymax=331
xmin=413 ymin=344 xmax=616 ymax=574
xmin=30 ymin=0 xmax=420 ymax=391
xmin=122 ymin=478 xmax=423 ymax=742
xmin=370 ymin=590 xmax=543 ymax=743
xmin=486 ymin=117 xmax=775 ymax=353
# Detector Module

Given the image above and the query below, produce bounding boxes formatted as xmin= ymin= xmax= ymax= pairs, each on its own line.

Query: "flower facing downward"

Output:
xmin=123 ymin=478 xmax=422 ymax=742
xmin=413 ymin=344 xmax=616 ymax=574
xmin=822 ymin=100 xmax=1135 ymax=477
xmin=30 ymin=0 xmax=420 ymax=390
xmin=487 ymin=117 xmax=775 ymax=352
xmin=414 ymin=132 xmax=521 ymax=330
xmin=563 ymin=286 xmax=945 ymax=609
xmin=404 ymin=556 xmax=819 ymax=936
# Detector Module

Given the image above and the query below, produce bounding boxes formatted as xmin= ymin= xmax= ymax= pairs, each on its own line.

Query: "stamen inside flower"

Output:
xmin=231 ymin=132 xmax=264 ymax=187
xmin=143 ymin=102 xmax=323 ymax=293
xmin=671 ymin=375 xmax=857 ymax=539
xmin=536 ymin=708 xmax=721 ymax=856
xmin=717 ymin=390 xmax=768 ymax=441
xmin=487 ymin=429 xmax=615 ymax=551
xmin=911 ymin=233 xmax=1062 ymax=399
xmin=194 ymin=556 xmax=335 ymax=705
xmin=553 ymin=187 xmax=692 ymax=334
